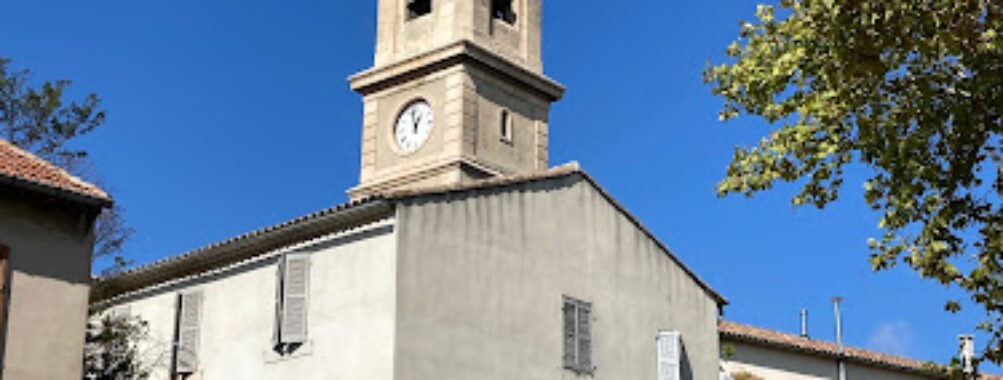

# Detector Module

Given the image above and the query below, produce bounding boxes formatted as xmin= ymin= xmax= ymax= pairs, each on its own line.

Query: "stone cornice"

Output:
xmin=349 ymin=40 xmax=565 ymax=102
xmin=347 ymin=156 xmax=505 ymax=200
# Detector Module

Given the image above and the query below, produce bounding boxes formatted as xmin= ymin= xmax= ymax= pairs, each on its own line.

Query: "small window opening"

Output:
xmin=500 ymin=109 xmax=513 ymax=142
xmin=407 ymin=0 xmax=432 ymax=20
xmin=492 ymin=0 xmax=517 ymax=25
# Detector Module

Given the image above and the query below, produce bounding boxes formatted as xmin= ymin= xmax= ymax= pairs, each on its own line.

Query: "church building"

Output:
xmin=93 ymin=1 xmax=726 ymax=380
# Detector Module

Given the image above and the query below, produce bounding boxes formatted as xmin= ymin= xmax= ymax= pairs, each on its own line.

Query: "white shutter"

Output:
xmin=175 ymin=291 xmax=203 ymax=374
xmin=273 ymin=256 xmax=283 ymax=348
xmin=279 ymin=253 xmax=310 ymax=344
xmin=657 ymin=330 xmax=681 ymax=380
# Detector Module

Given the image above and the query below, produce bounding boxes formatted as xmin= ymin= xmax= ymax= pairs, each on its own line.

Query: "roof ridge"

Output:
xmin=93 ymin=163 xmax=727 ymax=307
xmin=720 ymin=320 xmax=928 ymax=364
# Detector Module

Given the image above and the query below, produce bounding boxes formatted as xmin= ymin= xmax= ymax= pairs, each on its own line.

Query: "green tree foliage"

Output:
xmin=83 ymin=313 xmax=151 ymax=380
xmin=0 ymin=58 xmax=132 ymax=258
xmin=84 ymin=256 xmax=151 ymax=380
xmin=705 ymin=0 xmax=1002 ymax=364
xmin=0 ymin=58 xmax=103 ymax=169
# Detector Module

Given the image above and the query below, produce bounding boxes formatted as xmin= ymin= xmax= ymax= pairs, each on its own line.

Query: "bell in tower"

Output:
xmin=347 ymin=0 xmax=565 ymax=200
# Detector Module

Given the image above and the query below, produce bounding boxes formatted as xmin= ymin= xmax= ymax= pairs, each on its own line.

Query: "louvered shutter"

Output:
xmin=657 ymin=330 xmax=681 ymax=380
xmin=577 ymin=302 xmax=593 ymax=372
xmin=272 ymin=256 xmax=283 ymax=348
xmin=562 ymin=299 xmax=577 ymax=369
xmin=175 ymin=291 xmax=203 ymax=374
xmin=279 ymin=253 xmax=310 ymax=344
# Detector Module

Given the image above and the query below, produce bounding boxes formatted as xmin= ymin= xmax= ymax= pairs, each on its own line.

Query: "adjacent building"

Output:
xmin=720 ymin=321 xmax=1000 ymax=380
xmin=93 ymin=1 xmax=726 ymax=380
xmin=0 ymin=139 xmax=112 ymax=380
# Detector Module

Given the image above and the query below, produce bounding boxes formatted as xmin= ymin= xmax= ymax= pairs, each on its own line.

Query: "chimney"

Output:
xmin=800 ymin=309 xmax=809 ymax=338
xmin=959 ymin=335 xmax=975 ymax=378
xmin=833 ymin=297 xmax=846 ymax=380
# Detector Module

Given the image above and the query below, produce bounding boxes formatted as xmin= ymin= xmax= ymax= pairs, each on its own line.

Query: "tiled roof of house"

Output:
xmin=720 ymin=320 xmax=1002 ymax=380
xmin=93 ymin=163 xmax=726 ymax=306
xmin=0 ymin=138 xmax=111 ymax=206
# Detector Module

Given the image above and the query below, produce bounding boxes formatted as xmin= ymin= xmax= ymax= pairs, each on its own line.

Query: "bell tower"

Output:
xmin=348 ymin=0 xmax=565 ymax=199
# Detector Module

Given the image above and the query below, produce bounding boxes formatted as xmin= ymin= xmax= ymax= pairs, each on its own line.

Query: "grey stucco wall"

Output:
xmin=0 ymin=192 xmax=95 ymax=380
xmin=110 ymin=220 xmax=398 ymax=380
xmin=721 ymin=341 xmax=936 ymax=380
xmin=393 ymin=175 xmax=721 ymax=380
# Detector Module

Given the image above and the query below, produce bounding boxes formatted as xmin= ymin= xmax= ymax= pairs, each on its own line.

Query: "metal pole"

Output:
xmin=833 ymin=297 xmax=846 ymax=380
xmin=800 ymin=309 xmax=809 ymax=338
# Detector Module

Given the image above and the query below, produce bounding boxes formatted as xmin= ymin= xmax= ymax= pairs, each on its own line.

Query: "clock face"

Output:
xmin=394 ymin=100 xmax=434 ymax=154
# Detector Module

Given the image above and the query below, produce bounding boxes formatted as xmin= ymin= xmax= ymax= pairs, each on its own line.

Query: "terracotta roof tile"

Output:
xmin=0 ymin=138 xmax=111 ymax=205
xmin=721 ymin=320 xmax=1002 ymax=379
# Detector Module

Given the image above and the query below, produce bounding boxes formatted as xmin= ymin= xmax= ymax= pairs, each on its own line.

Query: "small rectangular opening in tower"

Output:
xmin=492 ymin=0 xmax=517 ymax=25
xmin=407 ymin=0 xmax=432 ymax=20
xmin=500 ymin=109 xmax=513 ymax=142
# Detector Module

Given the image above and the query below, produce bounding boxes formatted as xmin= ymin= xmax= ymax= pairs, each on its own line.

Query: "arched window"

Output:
xmin=492 ymin=0 xmax=517 ymax=25
xmin=407 ymin=0 xmax=432 ymax=20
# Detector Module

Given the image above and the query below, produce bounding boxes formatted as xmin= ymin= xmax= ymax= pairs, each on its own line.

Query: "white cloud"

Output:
xmin=867 ymin=320 xmax=915 ymax=357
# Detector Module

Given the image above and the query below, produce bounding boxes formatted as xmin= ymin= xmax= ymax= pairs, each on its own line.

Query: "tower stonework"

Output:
xmin=348 ymin=0 xmax=564 ymax=199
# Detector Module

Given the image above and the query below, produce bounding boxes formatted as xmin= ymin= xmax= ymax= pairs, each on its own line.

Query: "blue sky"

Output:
xmin=1 ymin=0 xmax=987 ymax=369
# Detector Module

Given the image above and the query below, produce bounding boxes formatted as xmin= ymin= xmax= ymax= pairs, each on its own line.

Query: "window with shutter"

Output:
xmin=657 ymin=330 xmax=681 ymax=380
xmin=278 ymin=253 xmax=310 ymax=346
xmin=562 ymin=296 xmax=593 ymax=374
xmin=0 ymin=245 xmax=6 ymax=373
xmin=0 ymin=245 xmax=7 ymax=375
xmin=174 ymin=291 xmax=203 ymax=375
xmin=272 ymin=255 xmax=283 ymax=349
xmin=0 ymin=246 xmax=8 ymax=334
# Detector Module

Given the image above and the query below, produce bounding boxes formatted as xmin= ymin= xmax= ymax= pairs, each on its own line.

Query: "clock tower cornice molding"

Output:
xmin=349 ymin=39 xmax=565 ymax=102
xmin=347 ymin=156 xmax=506 ymax=200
